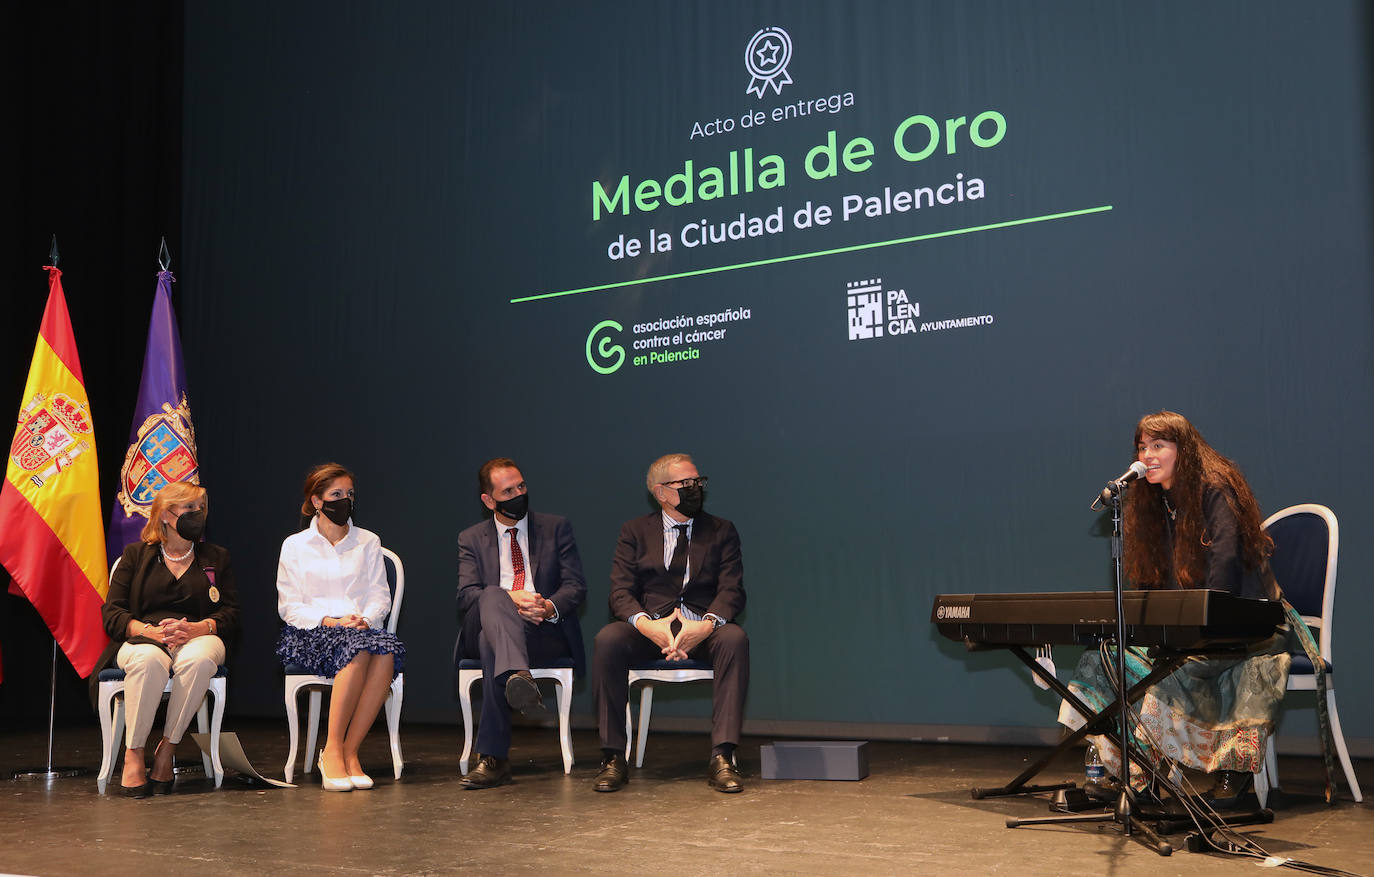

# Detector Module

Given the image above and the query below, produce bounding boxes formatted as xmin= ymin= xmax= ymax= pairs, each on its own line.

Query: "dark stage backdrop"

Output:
xmin=172 ymin=1 xmax=1374 ymax=748
xmin=0 ymin=1 xmax=182 ymax=723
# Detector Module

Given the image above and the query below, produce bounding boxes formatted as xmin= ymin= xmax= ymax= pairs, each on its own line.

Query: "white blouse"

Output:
xmin=277 ymin=516 xmax=391 ymax=630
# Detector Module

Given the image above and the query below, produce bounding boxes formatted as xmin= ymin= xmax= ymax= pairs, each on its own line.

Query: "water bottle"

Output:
xmin=1084 ymin=741 xmax=1106 ymax=784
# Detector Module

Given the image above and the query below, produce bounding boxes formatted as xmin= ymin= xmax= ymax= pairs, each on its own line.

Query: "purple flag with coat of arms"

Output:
xmin=106 ymin=270 xmax=199 ymax=563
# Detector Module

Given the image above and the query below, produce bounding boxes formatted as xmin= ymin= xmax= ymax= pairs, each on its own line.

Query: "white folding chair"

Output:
xmin=283 ymin=547 xmax=405 ymax=783
xmin=456 ymin=659 xmax=575 ymax=774
xmin=625 ymin=659 xmax=714 ymax=767
xmin=1254 ymin=504 xmax=1363 ymax=806
xmin=96 ymin=557 xmax=227 ymax=793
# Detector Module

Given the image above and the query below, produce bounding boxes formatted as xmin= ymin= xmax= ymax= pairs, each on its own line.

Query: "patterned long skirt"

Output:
xmin=1057 ymin=639 xmax=1289 ymax=781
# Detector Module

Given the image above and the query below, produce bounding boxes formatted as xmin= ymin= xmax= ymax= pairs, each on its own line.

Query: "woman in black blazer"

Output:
xmin=100 ymin=482 xmax=239 ymax=797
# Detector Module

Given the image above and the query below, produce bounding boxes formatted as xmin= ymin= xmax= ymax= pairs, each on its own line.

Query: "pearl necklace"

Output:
xmin=163 ymin=543 xmax=194 ymax=563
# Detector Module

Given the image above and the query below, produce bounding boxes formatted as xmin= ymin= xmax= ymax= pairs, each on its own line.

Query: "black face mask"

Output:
xmin=319 ymin=497 xmax=353 ymax=526
xmin=174 ymin=509 xmax=207 ymax=541
xmin=493 ymin=492 xmax=529 ymax=522
xmin=673 ymin=485 xmax=704 ymax=518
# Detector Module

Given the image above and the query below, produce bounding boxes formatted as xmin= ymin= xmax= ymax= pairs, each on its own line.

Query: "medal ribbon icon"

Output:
xmin=745 ymin=26 xmax=793 ymax=98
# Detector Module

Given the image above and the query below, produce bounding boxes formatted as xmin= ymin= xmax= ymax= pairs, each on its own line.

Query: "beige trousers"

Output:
xmin=116 ymin=635 xmax=226 ymax=749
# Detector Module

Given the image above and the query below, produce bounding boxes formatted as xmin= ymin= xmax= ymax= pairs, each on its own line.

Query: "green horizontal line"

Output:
xmin=510 ymin=205 xmax=1113 ymax=303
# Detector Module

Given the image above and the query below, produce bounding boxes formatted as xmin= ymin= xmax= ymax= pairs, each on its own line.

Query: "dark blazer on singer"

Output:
xmin=609 ymin=511 xmax=745 ymax=623
xmin=454 ymin=511 xmax=587 ymax=682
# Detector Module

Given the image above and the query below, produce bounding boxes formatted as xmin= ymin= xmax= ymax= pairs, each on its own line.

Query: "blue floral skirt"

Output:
xmin=276 ymin=625 xmax=406 ymax=678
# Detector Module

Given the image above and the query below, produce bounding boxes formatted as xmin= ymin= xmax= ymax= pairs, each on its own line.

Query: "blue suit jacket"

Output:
xmin=455 ymin=511 xmax=587 ymax=682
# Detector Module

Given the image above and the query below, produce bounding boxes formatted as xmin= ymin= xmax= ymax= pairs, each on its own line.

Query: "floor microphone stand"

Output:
xmin=1106 ymin=485 xmax=1144 ymax=838
xmin=1006 ymin=480 xmax=1172 ymax=856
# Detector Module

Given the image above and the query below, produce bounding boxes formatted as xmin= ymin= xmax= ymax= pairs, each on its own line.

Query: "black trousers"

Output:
xmin=592 ymin=619 xmax=749 ymax=752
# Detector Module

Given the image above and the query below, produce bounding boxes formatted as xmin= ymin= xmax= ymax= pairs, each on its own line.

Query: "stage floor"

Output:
xmin=0 ymin=720 xmax=1368 ymax=876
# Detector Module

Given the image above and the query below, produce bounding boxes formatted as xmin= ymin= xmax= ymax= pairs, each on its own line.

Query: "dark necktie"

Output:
xmin=508 ymin=528 xmax=526 ymax=591
xmin=667 ymin=523 xmax=689 ymax=589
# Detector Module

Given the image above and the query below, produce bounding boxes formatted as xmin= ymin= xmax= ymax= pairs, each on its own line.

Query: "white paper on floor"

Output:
xmin=191 ymin=732 xmax=296 ymax=788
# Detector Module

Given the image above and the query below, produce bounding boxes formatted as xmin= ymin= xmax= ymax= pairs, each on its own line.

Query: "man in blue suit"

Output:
xmin=456 ymin=457 xmax=586 ymax=789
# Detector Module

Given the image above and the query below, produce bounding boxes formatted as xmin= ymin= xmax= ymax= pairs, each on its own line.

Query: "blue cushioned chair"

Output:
xmin=282 ymin=547 xmax=405 ymax=783
xmin=1255 ymin=504 xmax=1363 ymax=806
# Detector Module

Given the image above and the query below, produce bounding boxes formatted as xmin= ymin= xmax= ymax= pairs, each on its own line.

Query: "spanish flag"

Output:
xmin=0 ymin=266 xmax=110 ymax=677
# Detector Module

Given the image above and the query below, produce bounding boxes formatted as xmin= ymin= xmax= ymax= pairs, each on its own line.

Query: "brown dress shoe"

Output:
xmin=707 ymin=753 xmax=744 ymax=793
xmin=593 ymin=752 xmax=628 ymax=792
xmin=461 ymin=754 xmax=512 ymax=789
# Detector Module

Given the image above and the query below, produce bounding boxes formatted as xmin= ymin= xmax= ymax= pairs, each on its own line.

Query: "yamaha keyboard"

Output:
xmin=931 ymin=589 xmax=1283 ymax=650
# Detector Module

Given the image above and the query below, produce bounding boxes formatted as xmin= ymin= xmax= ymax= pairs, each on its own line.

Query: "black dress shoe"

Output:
xmin=707 ymin=753 xmax=744 ymax=793
xmin=593 ymin=752 xmax=628 ymax=792
xmin=121 ymin=781 xmax=152 ymax=799
xmin=461 ymin=754 xmax=512 ymax=790
xmin=150 ymin=778 xmax=175 ymax=795
xmin=504 ymin=670 xmax=544 ymax=713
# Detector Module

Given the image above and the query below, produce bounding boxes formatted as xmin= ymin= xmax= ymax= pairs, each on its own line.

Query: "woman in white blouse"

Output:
xmin=276 ymin=463 xmax=405 ymax=791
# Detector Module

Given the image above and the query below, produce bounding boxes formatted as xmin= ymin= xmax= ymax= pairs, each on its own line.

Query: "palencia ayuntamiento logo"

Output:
xmin=848 ymin=277 xmax=996 ymax=341
xmin=847 ymin=278 xmax=918 ymax=341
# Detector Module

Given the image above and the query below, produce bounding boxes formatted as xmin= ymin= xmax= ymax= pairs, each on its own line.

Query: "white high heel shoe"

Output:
xmin=318 ymin=753 xmax=354 ymax=792
xmin=348 ymin=772 xmax=374 ymax=790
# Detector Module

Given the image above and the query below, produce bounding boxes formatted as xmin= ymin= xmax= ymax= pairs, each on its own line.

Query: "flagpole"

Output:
xmin=12 ymin=643 xmax=83 ymax=780
xmin=10 ymin=237 xmax=89 ymax=782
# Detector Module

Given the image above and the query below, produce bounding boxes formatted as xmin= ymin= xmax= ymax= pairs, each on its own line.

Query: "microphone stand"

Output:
xmin=1007 ymin=478 xmax=1173 ymax=856
xmin=1106 ymin=484 xmax=1142 ymax=837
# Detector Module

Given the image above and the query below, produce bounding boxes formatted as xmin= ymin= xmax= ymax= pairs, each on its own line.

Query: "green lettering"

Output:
xmin=635 ymin=179 xmax=662 ymax=213
xmin=970 ymin=110 xmax=1006 ymax=148
xmin=842 ymin=137 xmax=875 ymax=172
xmin=893 ymin=114 xmax=940 ymax=162
xmin=593 ymin=176 xmax=629 ymax=221
xmin=758 ymin=155 xmax=786 ymax=188
xmin=665 ymin=161 xmax=693 ymax=207
xmin=699 ymin=166 xmax=725 ymax=200
xmin=943 ymin=117 xmax=967 ymax=155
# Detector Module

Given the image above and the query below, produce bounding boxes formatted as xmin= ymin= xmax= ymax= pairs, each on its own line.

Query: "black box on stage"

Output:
xmin=759 ymin=740 xmax=870 ymax=781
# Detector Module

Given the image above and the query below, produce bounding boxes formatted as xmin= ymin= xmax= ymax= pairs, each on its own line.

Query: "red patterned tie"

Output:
xmin=508 ymin=528 xmax=526 ymax=591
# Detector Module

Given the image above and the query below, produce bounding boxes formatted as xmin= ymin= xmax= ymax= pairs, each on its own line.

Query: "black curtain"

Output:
xmin=0 ymin=1 xmax=182 ymax=724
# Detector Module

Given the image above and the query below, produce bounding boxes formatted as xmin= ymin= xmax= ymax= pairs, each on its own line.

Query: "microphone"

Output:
xmin=1093 ymin=461 xmax=1149 ymax=508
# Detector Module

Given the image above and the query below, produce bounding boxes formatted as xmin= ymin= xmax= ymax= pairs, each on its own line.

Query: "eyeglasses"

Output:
xmin=660 ymin=476 xmax=708 ymax=490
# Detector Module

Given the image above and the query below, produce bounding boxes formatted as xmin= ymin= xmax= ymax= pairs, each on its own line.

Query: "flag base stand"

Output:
xmin=13 ymin=767 xmax=85 ymax=781
xmin=10 ymin=642 xmax=89 ymax=783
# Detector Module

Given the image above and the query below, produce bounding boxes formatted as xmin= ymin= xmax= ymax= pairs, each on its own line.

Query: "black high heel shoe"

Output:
xmin=149 ymin=740 xmax=176 ymax=795
xmin=121 ymin=781 xmax=152 ymax=798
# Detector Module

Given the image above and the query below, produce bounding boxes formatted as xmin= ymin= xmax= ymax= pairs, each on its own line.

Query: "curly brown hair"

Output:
xmin=1124 ymin=411 xmax=1272 ymax=587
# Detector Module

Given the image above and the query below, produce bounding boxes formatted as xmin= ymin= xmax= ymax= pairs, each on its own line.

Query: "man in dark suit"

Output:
xmin=592 ymin=453 xmax=748 ymax=793
xmin=456 ymin=457 xmax=586 ymax=789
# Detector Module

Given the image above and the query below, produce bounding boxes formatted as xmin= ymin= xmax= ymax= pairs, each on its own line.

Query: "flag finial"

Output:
xmin=48 ymin=234 xmax=59 ymax=267
xmin=158 ymin=237 xmax=171 ymax=272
